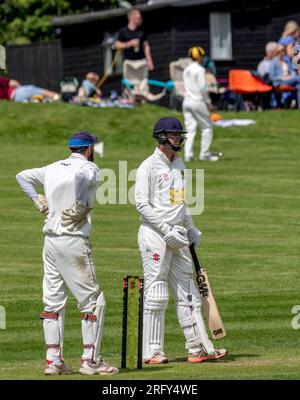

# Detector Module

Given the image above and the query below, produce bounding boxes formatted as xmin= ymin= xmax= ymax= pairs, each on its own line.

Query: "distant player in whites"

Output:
xmin=183 ymin=46 xmax=220 ymax=162
xmin=135 ymin=116 xmax=227 ymax=364
xmin=16 ymin=132 xmax=118 ymax=376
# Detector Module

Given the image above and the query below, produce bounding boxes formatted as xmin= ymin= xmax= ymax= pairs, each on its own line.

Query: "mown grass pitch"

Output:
xmin=0 ymin=102 xmax=299 ymax=380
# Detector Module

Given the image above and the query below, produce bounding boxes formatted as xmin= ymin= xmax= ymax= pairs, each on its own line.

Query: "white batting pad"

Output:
xmin=143 ymin=281 xmax=169 ymax=359
xmin=81 ymin=292 xmax=106 ymax=362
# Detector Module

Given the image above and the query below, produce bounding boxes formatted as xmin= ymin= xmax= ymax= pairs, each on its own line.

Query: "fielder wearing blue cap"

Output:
xmin=134 ymin=117 xmax=228 ymax=364
xmin=16 ymin=129 xmax=119 ymax=376
xmin=68 ymin=131 xmax=95 ymax=162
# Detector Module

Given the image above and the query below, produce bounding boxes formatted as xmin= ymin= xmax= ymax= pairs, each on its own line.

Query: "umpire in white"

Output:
xmin=16 ymin=131 xmax=118 ymax=376
xmin=135 ymin=117 xmax=227 ymax=364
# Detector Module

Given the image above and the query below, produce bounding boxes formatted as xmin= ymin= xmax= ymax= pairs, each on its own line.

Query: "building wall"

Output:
xmin=7 ymin=1 xmax=300 ymax=98
xmin=7 ymin=41 xmax=62 ymax=91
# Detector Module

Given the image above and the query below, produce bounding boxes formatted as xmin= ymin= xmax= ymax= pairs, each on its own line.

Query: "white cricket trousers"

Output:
xmin=183 ymin=99 xmax=213 ymax=159
xmin=43 ymin=235 xmax=100 ymax=313
xmin=42 ymin=235 xmax=103 ymax=364
xmin=138 ymin=224 xmax=214 ymax=360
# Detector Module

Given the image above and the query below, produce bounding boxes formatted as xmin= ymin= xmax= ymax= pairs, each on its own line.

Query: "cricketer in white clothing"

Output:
xmin=135 ymin=116 xmax=227 ymax=364
xmin=16 ymin=131 xmax=118 ymax=376
xmin=183 ymin=46 xmax=219 ymax=162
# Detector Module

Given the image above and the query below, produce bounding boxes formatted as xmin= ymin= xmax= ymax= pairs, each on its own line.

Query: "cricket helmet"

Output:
xmin=188 ymin=46 xmax=205 ymax=60
xmin=153 ymin=116 xmax=186 ymax=152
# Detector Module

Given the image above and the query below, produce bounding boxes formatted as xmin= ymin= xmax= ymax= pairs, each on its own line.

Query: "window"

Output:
xmin=210 ymin=13 xmax=232 ymax=60
xmin=102 ymin=33 xmax=123 ymax=76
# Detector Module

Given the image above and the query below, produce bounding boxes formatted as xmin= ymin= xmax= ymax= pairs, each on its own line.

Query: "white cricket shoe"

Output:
xmin=79 ymin=359 xmax=119 ymax=376
xmin=143 ymin=352 xmax=169 ymax=364
xmin=184 ymin=156 xmax=194 ymax=162
xmin=44 ymin=361 xmax=72 ymax=376
xmin=199 ymin=154 xmax=220 ymax=162
xmin=188 ymin=348 xmax=228 ymax=363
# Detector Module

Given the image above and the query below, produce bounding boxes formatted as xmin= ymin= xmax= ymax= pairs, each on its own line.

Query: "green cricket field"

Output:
xmin=0 ymin=102 xmax=299 ymax=380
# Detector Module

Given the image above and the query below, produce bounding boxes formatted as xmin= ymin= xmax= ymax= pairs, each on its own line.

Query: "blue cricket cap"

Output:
xmin=153 ymin=116 xmax=186 ymax=135
xmin=68 ymin=131 xmax=95 ymax=148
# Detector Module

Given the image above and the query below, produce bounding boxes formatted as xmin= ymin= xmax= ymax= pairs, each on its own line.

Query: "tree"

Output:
xmin=0 ymin=0 xmax=118 ymax=45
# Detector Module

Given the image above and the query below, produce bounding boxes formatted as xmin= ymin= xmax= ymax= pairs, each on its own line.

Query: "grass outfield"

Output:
xmin=0 ymin=102 xmax=299 ymax=380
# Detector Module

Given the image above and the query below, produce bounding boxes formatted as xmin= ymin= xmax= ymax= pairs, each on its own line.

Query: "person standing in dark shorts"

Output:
xmin=116 ymin=8 xmax=154 ymax=72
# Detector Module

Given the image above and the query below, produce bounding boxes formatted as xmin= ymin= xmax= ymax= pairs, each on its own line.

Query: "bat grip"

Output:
xmin=189 ymin=244 xmax=201 ymax=272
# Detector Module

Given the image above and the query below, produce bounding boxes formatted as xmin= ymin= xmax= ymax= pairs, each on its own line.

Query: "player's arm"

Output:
xmin=184 ymin=210 xmax=202 ymax=248
xmin=74 ymin=166 xmax=100 ymax=205
xmin=135 ymin=164 xmax=170 ymax=236
xmin=16 ymin=167 xmax=48 ymax=215
xmin=198 ymin=68 xmax=211 ymax=107
xmin=61 ymin=165 xmax=100 ymax=231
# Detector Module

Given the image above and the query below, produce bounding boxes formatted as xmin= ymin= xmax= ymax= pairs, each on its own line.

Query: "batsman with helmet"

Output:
xmin=135 ymin=116 xmax=227 ymax=364
xmin=16 ymin=131 xmax=118 ymax=376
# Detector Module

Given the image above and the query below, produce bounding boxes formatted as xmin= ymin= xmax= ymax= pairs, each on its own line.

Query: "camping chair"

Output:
xmin=121 ymin=59 xmax=171 ymax=102
xmin=229 ymin=69 xmax=272 ymax=111
xmin=274 ymin=84 xmax=297 ymax=108
xmin=60 ymin=77 xmax=80 ymax=102
xmin=169 ymin=58 xmax=191 ymax=110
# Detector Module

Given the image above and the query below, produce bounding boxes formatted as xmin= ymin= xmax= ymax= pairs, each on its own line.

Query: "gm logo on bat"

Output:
xmin=213 ymin=328 xmax=224 ymax=336
xmin=291 ymin=305 xmax=300 ymax=330
xmin=196 ymin=273 xmax=209 ymax=297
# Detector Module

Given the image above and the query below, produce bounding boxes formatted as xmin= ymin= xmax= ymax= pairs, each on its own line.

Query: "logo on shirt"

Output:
xmin=159 ymin=173 xmax=169 ymax=185
xmin=153 ymin=253 xmax=160 ymax=262
xmin=61 ymin=163 xmax=71 ymax=166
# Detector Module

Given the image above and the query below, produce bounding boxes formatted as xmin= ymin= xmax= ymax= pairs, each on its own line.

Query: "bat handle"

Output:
xmin=189 ymin=244 xmax=201 ymax=272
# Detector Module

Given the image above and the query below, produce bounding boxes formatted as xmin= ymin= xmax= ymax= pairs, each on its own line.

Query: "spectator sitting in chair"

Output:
xmin=0 ymin=76 xmax=60 ymax=102
xmin=78 ymin=72 xmax=102 ymax=100
xmin=278 ymin=21 xmax=300 ymax=72
xmin=269 ymin=44 xmax=300 ymax=108
xmin=257 ymin=41 xmax=278 ymax=83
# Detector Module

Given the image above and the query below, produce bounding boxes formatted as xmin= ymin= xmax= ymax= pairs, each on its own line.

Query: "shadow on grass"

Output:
xmin=119 ymin=366 xmax=173 ymax=374
xmin=171 ymin=353 xmax=258 ymax=364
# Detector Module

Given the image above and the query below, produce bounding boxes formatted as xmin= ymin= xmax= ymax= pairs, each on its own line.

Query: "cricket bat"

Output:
xmin=189 ymin=244 xmax=226 ymax=340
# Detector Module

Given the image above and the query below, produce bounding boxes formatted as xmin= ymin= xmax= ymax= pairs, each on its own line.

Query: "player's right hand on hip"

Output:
xmin=32 ymin=194 xmax=49 ymax=216
xmin=61 ymin=202 xmax=92 ymax=231
xmin=163 ymin=225 xmax=189 ymax=250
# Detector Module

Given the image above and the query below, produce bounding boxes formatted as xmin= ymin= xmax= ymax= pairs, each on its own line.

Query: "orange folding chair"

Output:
xmin=229 ymin=70 xmax=273 ymax=93
xmin=229 ymin=69 xmax=272 ymax=110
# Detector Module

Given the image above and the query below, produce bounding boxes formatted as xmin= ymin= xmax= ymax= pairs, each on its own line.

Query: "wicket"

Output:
xmin=121 ymin=275 xmax=144 ymax=369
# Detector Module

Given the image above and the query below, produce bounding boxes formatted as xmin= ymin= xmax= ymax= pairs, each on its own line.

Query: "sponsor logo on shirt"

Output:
xmin=153 ymin=253 xmax=160 ymax=262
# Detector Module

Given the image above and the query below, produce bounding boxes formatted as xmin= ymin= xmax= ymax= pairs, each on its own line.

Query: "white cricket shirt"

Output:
xmin=183 ymin=61 xmax=211 ymax=104
xmin=16 ymin=153 xmax=100 ymax=238
xmin=135 ymin=147 xmax=192 ymax=232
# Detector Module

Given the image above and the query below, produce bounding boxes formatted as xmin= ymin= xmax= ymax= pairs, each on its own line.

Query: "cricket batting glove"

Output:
xmin=61 ymin=202 xmax=92 ymax=232
xmin=187 ymin=228 xmax=202 ymax=248
xmin=163 ymin=225 xmax=189 ymax=250
xmin=32 ymin=194 xmax=49 ymax=216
